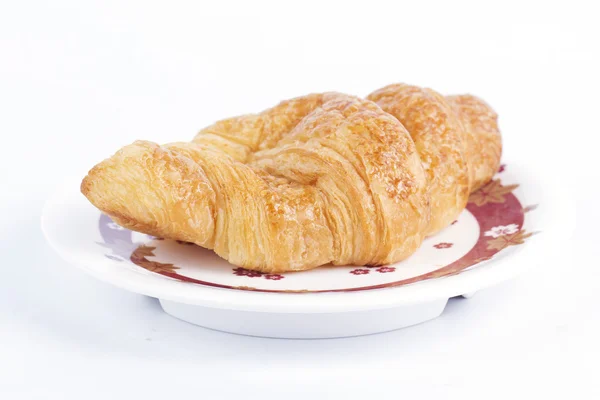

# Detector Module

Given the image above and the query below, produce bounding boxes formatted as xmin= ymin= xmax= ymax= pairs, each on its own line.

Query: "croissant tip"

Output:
xmin=80 ymin=174 xmax=91 ymax=197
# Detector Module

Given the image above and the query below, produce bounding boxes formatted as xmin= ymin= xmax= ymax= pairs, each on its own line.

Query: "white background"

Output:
xmin=1 ymin=0 xmax=598 ymax=398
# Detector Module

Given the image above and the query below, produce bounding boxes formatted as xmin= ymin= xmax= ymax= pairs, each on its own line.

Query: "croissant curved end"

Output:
xmin=81 ymin=140 xmax=217 ymax=248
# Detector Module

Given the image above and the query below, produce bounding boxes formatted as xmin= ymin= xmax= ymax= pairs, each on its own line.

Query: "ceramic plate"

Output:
xmin=42 ymin=162 xmax=568 ymax=338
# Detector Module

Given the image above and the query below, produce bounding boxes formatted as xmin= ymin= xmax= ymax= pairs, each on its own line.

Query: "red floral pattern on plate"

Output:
xmin=264 ymin=274 xmax=284 ymax=280
xmin=484 ymin=224 xmax=519 ymax=238
xmin=232 ymin=268 xmax=263 ymax=278
xmin=469 ymin=179 xmax=519 ymax=207
xmin=376 ymin=267 xmax=396 ymax=273
xmin=350 ymin=268 xmax=370 ymax=275
xmin=486 ymin=230 xmax=535 ymax=251
xmin=433 ymin=242 xmax=453 ymax=249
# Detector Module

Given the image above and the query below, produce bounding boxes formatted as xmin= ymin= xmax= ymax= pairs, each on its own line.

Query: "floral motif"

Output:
xmin=376 ymin=267 xmax=396 ymax=273
xmin=484 ymin=224 xmax=519 ymax=238
xmin=433 ymin=242 xmax=453 ymax=249
xmin=486 ymin=230 xmax=535 ymax=251
xmin=130 ymin=245 xmax=179 ymax=273
xmin=498 ymin=164 xmax=506 ymax=173
xmin=468 ymin=179 xmax=519 ymax=206
xmin=264 ymin=274 xmax=284 ymax=280
xmin=232 ymin=267 xmax=263 ymax=278
xmin=350 ymin=268 xmax=370 ymax=275
xmin=107 ymin=222 xmax=125 ymax=230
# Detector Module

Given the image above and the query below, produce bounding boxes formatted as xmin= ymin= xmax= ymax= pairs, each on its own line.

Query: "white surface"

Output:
xmin=0 ymin=0 xmax=598 ymax=398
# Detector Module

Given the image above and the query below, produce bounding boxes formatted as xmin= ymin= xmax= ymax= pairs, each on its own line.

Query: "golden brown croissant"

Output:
xmin=81 ymin=85 xmax=501 ymax=273
xmin=367 ymin=84 xmax=501 ymax=234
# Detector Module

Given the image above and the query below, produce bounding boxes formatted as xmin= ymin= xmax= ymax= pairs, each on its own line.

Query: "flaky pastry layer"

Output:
xmin=82 ymin=85 xmax=501 ymax=273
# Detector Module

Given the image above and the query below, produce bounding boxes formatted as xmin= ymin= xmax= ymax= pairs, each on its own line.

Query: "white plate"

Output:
xmin=42 ymin=162 xmax=569 ymax=338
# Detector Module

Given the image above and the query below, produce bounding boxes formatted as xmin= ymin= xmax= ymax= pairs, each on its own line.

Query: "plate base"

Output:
xmin=159 ymin=298 xmax=449 ymax=339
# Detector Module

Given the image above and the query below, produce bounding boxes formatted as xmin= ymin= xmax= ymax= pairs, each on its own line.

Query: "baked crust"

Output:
xmin=82 ymin=86 xmax=501 ymax=272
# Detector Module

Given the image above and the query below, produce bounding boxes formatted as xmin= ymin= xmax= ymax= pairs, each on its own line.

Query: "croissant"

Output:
xmin=81 ymin=85 xmax=501 ymax=273
xmin=367 ymin=84 xmax=501 ymax=234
